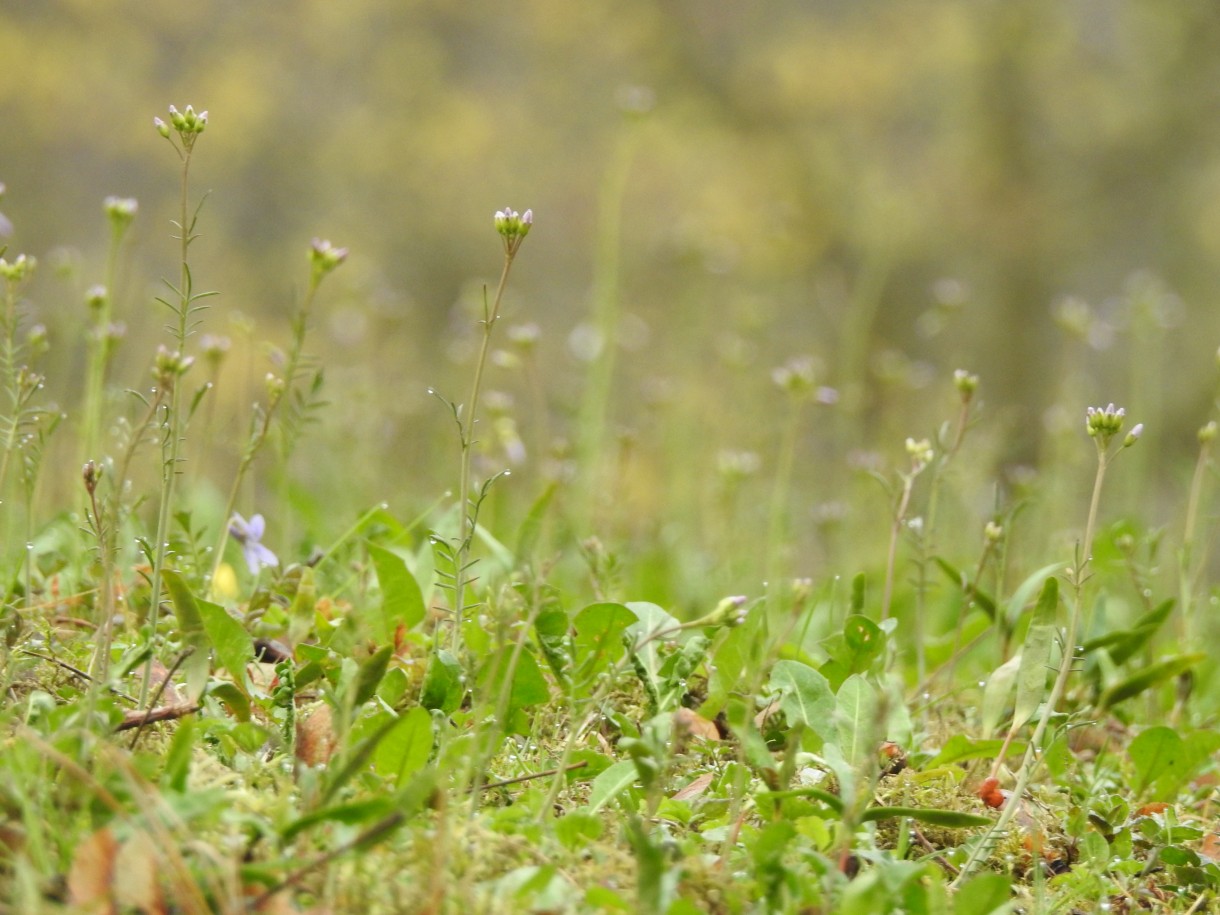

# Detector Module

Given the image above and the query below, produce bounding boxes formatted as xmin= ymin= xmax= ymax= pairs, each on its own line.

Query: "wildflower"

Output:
xmin=494 ymin=207 xmax=533 ymax=255
xmin=905 ymin=437 xmax=934 ymax=471
xmin=1085 ymin=403 xmax=1126 ymax=448
xmin=103 ymin=196 xmax=138 ymax=232
xmin=229 ymin=513 xmax=279 ymax=576
xmin=309 ymin=238 xmax=348 ymax=285
xmin=953 ymin=369 xmax=979 ymax=401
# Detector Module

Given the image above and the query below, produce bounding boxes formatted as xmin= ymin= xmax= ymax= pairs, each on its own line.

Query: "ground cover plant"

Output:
xmin=2 ymin=105 xmax=1220 ymax=915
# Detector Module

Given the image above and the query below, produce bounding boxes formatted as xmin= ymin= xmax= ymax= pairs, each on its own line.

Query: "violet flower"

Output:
xmin=229 ymin=512 xmax=279 ymax=576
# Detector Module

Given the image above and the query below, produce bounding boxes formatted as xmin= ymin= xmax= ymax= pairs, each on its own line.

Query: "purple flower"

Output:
xmin=229 ymin=513 xmax=279 ymax=576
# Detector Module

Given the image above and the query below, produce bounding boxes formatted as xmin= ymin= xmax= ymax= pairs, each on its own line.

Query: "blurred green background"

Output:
xmin=4 ymin=0 xmax=1220 ymax=603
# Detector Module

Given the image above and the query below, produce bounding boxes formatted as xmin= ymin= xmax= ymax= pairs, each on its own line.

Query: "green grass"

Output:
xmin=1 ymin=106 xmax=1220 ymax=915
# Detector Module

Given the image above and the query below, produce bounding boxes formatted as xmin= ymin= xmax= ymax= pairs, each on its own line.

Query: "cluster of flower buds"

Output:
xmin=0 ymin=253 xmax=36 ymax=283
xmin=152 ymin=345 xmax=194 ymax=388
xmin=1086 ymin=403 xmax=1142 ymax=449
xmin=104 ymin=196 xmax=138 ymax=232
xmin=686 ymin=594 xmax=750 ymax=630
xmin=309 ymin=238 xmax=349 ymax=285
xmin=905 ymin=436 xmax=934 ymax=471
xmin=155 ymin=105 xmax=207 ymax=150
xmin=953 ymin=368 xmax=979 ymax=401
xmin=1200 ymin=421 xmax=1218 ymax=444
xmin=494 ymin=207 xmax=533 ymax=255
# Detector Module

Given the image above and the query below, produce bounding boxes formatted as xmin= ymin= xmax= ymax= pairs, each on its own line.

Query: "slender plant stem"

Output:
xmin=142 ymin=143 xmax=195 ymax=708
xmin=451 ymin=251 xmax=516 ymax=655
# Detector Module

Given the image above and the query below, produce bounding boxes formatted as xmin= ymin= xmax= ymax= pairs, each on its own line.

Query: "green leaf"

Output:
xmin=420 ymin=649 xmax=464 ymax=713
xmin=197 ymin=598 xmax=255 ymax=688
xmin=1097 ymin=654 xmax=1204 ymax=711
xmin=516 ymin=482 xmax=557 ymax=560
xmin=352 ymin=645 xmax=393 ymax=707
xmin=1012 ymin=576 xmax=1058 ymax=731
xmin=926 ymin=735 xmax=1024 ymax=768
xmin=850 ymin=573 xmax=866 ymax=613
xmin=533 ymin=606 xmax=571 ymax=685
xmin=1083 ymin=598 xmax=1174 ymax=666
xmin=769 ymin=660 xmax=836 ymax=744
xmin=162 ymin=568 xmax=212 ymax=700
xmin=207 ymin=681 xmax=251 ymax=721
xmin=572 ymin=602 xmax=637 ymax=686
xmin=978 ymin=654 xmax=1021 ymax=739
xmin=477 ymin=646 xmax=550 ymax=733
xmin=1130 ymin=726 xmax=1184 ymax=797
xmin=367 ymin=543 xmax=426 ymax=641
xmin=281 ymin=797 xmax=399 ymax=842
xmin=588 ymin=760 xmax=638 ymax=813
xmin=1002 ymin=562 xmax=1065 ymax=628
xmin=860 ymin=806 xmax=991 ymax=827
xmin=934 ymin=558 xmax=996 ymax=620
xmin=953 ymin=874 xmax=1014 ymax=915
xmin=373 ymin=706 xmax=433 ymax=787
xmin=836 ymin=674 xmax=879 ymax=767
xmin=162 ymin=717 xmax=195 ymax=792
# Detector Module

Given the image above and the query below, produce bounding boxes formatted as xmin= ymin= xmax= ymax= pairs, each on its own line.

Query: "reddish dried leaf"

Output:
xmin=114 ymin=830 xmax=166 ymax=915
xmin=67 ymin=827 xmax=118 ymax=911
xmin=672 ymin=772 xmax=715 ymax=801
xmin=673 ymin=707 xmax=719 ymax=741
xmin=296 ymin=703 xmax=337 ymax=766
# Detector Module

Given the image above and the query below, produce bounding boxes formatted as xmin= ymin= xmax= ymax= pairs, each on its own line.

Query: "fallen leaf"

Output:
xmin=114 ymin=830 xmax=165 ymax=914
xmin=68 ymin=827 xmax=118 ymax=912
xmin=672 ymin=772 xmax=715 ymax=801
xmin=673 ymin=707 xmax=719 ymax=741
xmin=296 ymin=703 xmax=337 ymax=766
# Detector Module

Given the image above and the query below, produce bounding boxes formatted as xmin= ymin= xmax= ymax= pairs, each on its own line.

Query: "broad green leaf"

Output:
xmin=477 ymin=646 xmax=550 ymax=732
xmin=373 ymin=706 xmax=433 ymax=786
xmin=533 ymin=606 xmax=571 ymax=685
xmin=624 ymin=602 xmax=683 ymax=705
xmin=860 ymin=806 xmax=991 ymax=827
xmin=1097 ymin=654 xmax=1204 ymax=711
xmin=836 ymin=674 xmax=879 ymax=767
xmin=1129 ymin=726 xmax=1183 ymax=797
xmin=979 ymin=654 xmax=1022 ymax=738
xmin=954 ymin=873 xmax=1014 ymax=915
xmin=420 ymin=649 xmax=464 ymax=713
xmin=588 ymin=760 xmax=638 ymax=813
xmin=1012 ymin=577 xmax=1058 ymax=731
xmin=842 ymin=615 xmax=886 ymax=673
xmin=769 ymin=660 xmax=836 ymax=744
xmin=197 ymin=598 xmax=255 ymax=688
xmin=207 ymin=681 xmax=251 ymax=721
xmin=162 ymin=568 xmax=212 ymax=700
xmin=367 ymin=542 xmax=426 ymax=641
xmin=572 ymin=602 xmax=637 ymax=684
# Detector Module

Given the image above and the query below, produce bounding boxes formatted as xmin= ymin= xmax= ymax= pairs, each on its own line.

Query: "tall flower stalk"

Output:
xmin=142 ymin=105 xmax=212 ymax=707
xmin=953 ymin=403 xmax=1141 ymax=886
xmin=81 ymin=196 xmax=138 ymax=462
xmin=442 ymin=208 xmax=531 ymax=656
